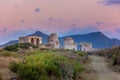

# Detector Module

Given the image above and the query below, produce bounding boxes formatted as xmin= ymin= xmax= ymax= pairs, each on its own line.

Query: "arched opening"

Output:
xmin=36 ymin=38 xmax=40 ymax=45
xmin=31 ymin=38 xmax=34 ymax=44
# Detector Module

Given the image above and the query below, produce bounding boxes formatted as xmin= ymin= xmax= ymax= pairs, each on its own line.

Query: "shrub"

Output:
xmin=0 ymin=73 xmax=2 ymax=80
xmin=17 ymin=43 xmax=38 ymax=49
xmin=9 ymin=62 xmax=20 ymax=73
xmin=10 ymin=52 xmax=84 ymax=80
xmin=74 ymin=51 xmax=85 ymax=56
xmin=3 ymin=45 xmax=19 ymax=52
xmin=95 ymin=47 xmax=120 ymax=66
xmin=113 ymin=56 xmax=118 ymax=65
xmin=73 ymin=61 xmax=84 ymax=79
xmin=64 ymin=49 xmax=70 ymax=51
xmin=4 ymin=43 xmax=37 ymax=52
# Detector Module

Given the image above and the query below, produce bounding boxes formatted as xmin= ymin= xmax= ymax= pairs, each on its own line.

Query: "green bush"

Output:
xmin=64 ymin=49 xmax=70 ymax=51
xmin=3 ymin=45 xmax=19 ymax=52
xmin=74 ymin=51 xmax=85 ymax=56
xmin=9 ymin=62 xmax=20 ymax=73
xmin=4 ymin=43 xmax=37 ymax=52
xmin=0 ymin=73 xmax=2 ymax=80
xmin=17 ymin=43 xmax=38 ymax=49
xmin=10 ymin=52 xmax=84 ymax=80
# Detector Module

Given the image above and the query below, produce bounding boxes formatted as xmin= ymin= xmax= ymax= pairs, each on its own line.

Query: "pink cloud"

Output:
xmin=0 ymin=0 xmax=120 ymax=44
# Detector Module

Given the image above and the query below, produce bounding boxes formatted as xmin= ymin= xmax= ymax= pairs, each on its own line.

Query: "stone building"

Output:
xmin=48 ymin=33 xmax=60 ymax=49
xmin=19 ymin=36 xmax=42 ymax=45
xmin=64 ymin=37 xmax=77 ymax=50
xmin=80 ymin=42 xmax=92 ymax=52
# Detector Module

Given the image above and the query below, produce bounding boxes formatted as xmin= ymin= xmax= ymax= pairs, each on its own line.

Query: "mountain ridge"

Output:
xmin=1 ymin=31 xmax=120 ymax=48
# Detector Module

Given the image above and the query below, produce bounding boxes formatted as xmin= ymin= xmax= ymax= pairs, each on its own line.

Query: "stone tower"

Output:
xmin=64 ymin=37 xmax=77 ymax=50
xmin=48 ymin=33 xmax=60 ymax=49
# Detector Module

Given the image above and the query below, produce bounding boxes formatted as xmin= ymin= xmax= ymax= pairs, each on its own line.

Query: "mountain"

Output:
xmin=59 ymin=31 xmax=120 ymax=48
xmin=0 ymin=40 xmax=18 ymax=48
xmin=0 ymin=31 xmax=49 ymax=48
xmin=1 ymin=31 xmax=120 ymax=48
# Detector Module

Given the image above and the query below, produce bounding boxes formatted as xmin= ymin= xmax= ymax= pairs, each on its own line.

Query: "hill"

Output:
xmin=1 ymin=31 xmax=120 ymax=48
xmin=0 ymin=40 xmax=18 ymax=48
xmin=60 ymin=31 xmax=120 ymax=48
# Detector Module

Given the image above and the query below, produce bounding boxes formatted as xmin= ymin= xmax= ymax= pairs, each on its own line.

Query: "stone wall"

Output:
xmin=80 ymin=42 xmax=92 ymax=52
xmin=64 ymin=37 xmax=77 ymax=50
xmin=48 ymin=33 xmax=60 ymax=49
xmin=19 ymin=36 xmax=42 ymax=45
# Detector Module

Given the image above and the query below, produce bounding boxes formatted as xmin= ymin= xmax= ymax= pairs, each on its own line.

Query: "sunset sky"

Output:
xmin=0 ymin=0 xmax=120 ymax=44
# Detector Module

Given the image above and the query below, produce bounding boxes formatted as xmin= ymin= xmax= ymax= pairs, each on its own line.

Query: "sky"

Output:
xmin=0 ymin=0 xmax=120 ymax=44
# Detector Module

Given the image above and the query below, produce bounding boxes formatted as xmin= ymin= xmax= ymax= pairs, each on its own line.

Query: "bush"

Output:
xmin=9 ymin=62 xmax=20 ymax=73
xmin=113 ymin=56 xmax=118 ymax=65
xmin=4 ymin=43 xmax=38 ymax=52
xmin=95 ymin=47 xmax=120 ymax=66
xmin=74 ymin=51 xmax=85 ymax=56
xmin=10 ymin=52 xmax=84 ymax=80
xmin=0 ymin=73 xmax=2 ymax=80
xmin=17 ymin=43 xmax=38 ymax=49
xmin=3 ymin=45 xmax=19 ymax=52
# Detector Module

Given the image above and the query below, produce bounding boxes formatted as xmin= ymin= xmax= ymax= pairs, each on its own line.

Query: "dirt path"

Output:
xmin=90 ymin=55 xmax=120 ymax=80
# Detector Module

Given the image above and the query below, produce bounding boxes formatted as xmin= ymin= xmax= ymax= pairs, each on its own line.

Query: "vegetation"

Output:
xmin=0 ymin=50 xmax=18 ymax=57
xmin=0 ymin=73 xmax=2 ymax=80
xmin=10 ymin=50 xmax=84 ymax=80
xmin=3 ymin=43 xmax=38 ymax=52
xmin=94 ymin=47 xmax=120 ymax=72
xmin=96 ymin=47 xmax=120 ymax=65
xmin=26 ymin=49 xmax=56 ymax=55
xmin=74 ymin=50 xmax=86 ymax=56
xmin=0 ymin=43 xmax=89 ymax=80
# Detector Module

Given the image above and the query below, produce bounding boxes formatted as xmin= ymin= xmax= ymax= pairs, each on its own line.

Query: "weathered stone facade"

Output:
xmin=80 ymin=42 xmax=92 ymax=52
xmin=18 ymin=33 xmax=92 ymax=51
xmin=48 ymin=33 xmax=60 ymax=49
xmin=64 ymin=37 xmax=77 ymax=50
xmin=19 ymin=36 xmax=42 ymax=45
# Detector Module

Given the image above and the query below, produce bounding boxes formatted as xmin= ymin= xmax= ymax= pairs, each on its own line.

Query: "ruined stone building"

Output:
xmin=48 ymin=33 xmax=60 ymax=49
xmin=19 ymin=36 xmax=42 ymax=45
xmin=80 ymin=42 xmax=92 ymax=52
xmin=64 ymin=37 xmax=77 ymax=50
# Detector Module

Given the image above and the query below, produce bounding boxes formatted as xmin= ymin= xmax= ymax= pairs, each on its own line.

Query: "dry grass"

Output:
xmin=0 ymin=57 xmax=22 ymax=80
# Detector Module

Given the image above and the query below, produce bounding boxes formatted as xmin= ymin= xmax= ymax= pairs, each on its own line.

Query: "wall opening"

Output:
xmin=31 ymin=38 xmax=34 ymax=44
xmin=36 ymin=38 xmax=39 ymax=45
